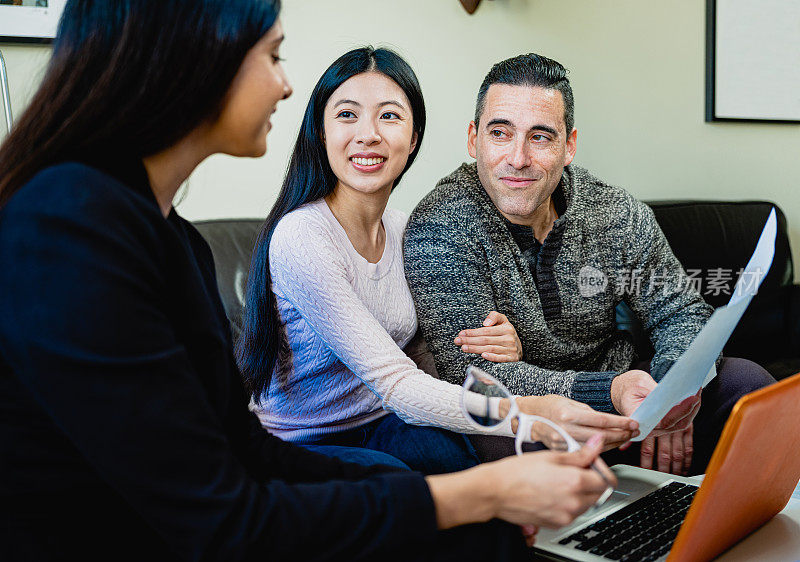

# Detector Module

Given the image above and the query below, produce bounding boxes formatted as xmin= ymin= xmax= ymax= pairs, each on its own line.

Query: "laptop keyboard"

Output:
xmin=557 ymin=481 xmax=698 ymax=561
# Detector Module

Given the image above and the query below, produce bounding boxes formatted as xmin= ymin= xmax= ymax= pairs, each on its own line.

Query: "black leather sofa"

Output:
xmin=618 ymin=200 xmax=800 ymax=380
xmin=194 ymin=200 xmax=800 ymax=381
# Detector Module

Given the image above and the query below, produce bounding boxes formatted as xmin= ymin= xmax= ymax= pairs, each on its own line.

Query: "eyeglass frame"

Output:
xmin=460 ymin=365 xmax=614 ymax=507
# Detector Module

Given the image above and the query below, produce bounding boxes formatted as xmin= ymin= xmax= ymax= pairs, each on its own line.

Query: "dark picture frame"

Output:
xmin=0 ymin=0 xmax=65 ymax=44
xmin=706 ymin=0 xmax=800 ymax=124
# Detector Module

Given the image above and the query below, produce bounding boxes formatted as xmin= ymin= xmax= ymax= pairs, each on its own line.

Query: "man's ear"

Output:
xmin=564 ymin=127 xmax=577 ymax=166
xmin=467 ymin=121 xmax=478 ymax=159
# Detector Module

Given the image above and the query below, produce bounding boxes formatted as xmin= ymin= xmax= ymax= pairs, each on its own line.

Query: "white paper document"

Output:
xmin=630 ymin=209 xmax=777 ymax=440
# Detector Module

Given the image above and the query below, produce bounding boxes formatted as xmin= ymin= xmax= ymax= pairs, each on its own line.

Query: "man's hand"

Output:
xmin=640 ymin=423 xmax=694 ymax=475
xmin=612 ymin=370 xmax=701 ymax=473
xmin=611 ymin=370 xmax=700 ymax=434
xmin=610 ymin=369 xmax=658 ymax=418
xmin=425 ymin=434 xmax=617 ymax=531
xmin=650 ymin=392 xmax=701 ymax=436
xmin=515 ymin=394 xmax=639 ymax=451
xmin=638 ymin=391 xmax=699 ymax=475
xmin=454 ymin=311 xmax=523 ymax=362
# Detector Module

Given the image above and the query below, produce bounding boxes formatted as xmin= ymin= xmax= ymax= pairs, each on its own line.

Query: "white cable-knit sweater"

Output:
xmin=253 ymin=199 xmax=512 ymax=441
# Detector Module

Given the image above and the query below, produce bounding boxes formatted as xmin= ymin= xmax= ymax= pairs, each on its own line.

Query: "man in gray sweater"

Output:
xmin=403 ymin=53 xmax=773 ymax=475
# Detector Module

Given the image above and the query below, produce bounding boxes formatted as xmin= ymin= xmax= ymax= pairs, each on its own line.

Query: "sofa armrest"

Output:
xmin=402 ymin=330 xmax=439 ymax=379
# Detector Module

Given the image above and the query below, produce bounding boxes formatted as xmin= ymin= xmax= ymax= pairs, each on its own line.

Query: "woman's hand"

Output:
xmin=516 ymin=394 xmax=639 ymax=451
xmin=489 ymin=435 xmax=616 ymax=529
xmin=521 ymin=524 xmax=539 ymax=547
xmin=454 ymin=311 xmax=522 ymax=363
xmin=425 ymin=434 xmax=615 ymax=530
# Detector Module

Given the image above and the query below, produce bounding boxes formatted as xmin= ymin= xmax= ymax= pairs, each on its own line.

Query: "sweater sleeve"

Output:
xmin=269 ymin=213 xmax=513 ymax=435
xmin=403 ymin=205 xmax=617 ymax=413
xmin=0 ymin=168 xmax=438 ymax=561
xmin=618 ymin=200 xmax=714 ymax=381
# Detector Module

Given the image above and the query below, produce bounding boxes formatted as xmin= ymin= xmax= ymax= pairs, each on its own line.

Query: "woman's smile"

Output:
xmin=350 ymin=152 xmax=388 ymax=172
xmin=323 ymin=71 xmax=417 ymax=196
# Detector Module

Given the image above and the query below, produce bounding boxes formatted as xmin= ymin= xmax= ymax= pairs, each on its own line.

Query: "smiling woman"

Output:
xmin=323 ymin=72 xmax=417 ymax=206
xmin=207 ymin=22 xmax=292 ymax=158
xmin=236 ymin=47 xmax=534 ymax=475
xmin=237 ymin=49 xmax=424 ymax=409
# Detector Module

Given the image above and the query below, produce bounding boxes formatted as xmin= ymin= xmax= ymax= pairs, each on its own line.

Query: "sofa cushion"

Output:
xmin=647 ymin=200 xmax=793 ymax=307
xmin=193 ymin=218 xmax=263 ymax=339
xmin=627 ymin=200 xmax=798 ymax=379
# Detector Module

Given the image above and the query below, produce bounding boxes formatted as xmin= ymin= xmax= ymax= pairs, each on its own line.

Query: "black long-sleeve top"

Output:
xmin=0 ymin=159 xmax=437 ymax=561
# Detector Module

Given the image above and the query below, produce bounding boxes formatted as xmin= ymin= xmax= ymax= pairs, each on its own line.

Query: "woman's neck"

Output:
xmin=142 ymin=130 xmax=212 ymax=217
xmin=325 ymin=183 xmax=391 ymax=264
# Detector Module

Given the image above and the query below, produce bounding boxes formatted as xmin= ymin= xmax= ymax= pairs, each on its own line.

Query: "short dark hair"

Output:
xmin=474 ymin=53 xmax=574 ymax=134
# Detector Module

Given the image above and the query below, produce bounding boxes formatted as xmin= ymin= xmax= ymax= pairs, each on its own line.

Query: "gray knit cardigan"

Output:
xmin=403 ymin=163 xmax=712 ymax=413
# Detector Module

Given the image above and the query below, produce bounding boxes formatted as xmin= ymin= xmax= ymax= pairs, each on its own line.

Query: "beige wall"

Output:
xmin=2 ymin=0 xmax=798 ymax=277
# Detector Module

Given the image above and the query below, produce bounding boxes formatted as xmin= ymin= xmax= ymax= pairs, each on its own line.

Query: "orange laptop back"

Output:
xmin=668 ymin=371 xmax=800 ymax=561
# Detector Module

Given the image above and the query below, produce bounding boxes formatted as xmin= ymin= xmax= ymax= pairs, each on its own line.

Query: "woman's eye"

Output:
xmin=337 ymin=110 xmax=356 ymax=119
xmin=271 ymin=54 xmax=285 ymax=63
xmin=380 ymin=111 xmax=400 ymax=120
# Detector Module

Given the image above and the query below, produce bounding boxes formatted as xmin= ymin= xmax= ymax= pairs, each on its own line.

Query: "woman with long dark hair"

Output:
xmin=0 ymin=1 xmax=615 ymax=559
xmin=236 ymin=47 xmax=636 ymax=474
xmin=237 ymin=47 xmax=519 ymax=474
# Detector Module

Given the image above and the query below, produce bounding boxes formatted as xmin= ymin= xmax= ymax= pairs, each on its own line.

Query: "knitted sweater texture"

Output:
xmin=403 ymin=163 xmax=713 ymax=413
xmin=255 ymin=199 xmax=512 ymax=440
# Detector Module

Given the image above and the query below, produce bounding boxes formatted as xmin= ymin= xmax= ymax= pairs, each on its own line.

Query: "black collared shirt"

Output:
xmin=504 ymin=182 xmax=568 ymax=286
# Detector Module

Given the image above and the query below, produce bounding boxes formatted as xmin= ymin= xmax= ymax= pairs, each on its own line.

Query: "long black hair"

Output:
xmin=0 ymin=0 xmax=281 ymax=207
xmin=237 ymin=46 xmax=426 ymax=401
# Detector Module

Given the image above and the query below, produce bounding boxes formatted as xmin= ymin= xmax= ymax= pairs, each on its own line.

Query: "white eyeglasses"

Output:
xmin=460 ymin=365 xmax=614 ymax=507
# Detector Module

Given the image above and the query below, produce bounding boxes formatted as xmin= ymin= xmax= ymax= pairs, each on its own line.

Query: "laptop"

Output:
xmin=533 ymin=371 xmax=800 ymax=562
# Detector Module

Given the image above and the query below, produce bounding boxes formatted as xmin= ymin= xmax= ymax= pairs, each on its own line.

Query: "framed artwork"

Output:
xmin=0 ymin=0 xmax=67 ymax=44
xmin=706 ymin=0 xmax=800 ymax=123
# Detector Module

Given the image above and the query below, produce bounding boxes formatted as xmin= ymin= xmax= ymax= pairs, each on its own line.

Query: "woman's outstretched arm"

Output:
xmin=268 ymin=209 xmax=514 ymax=436
xmin=0 ymin=165 xmax=439 ymax=560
